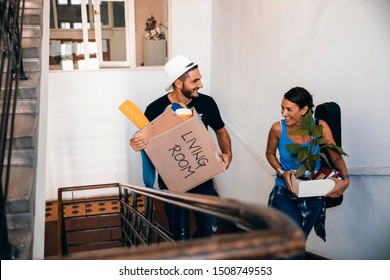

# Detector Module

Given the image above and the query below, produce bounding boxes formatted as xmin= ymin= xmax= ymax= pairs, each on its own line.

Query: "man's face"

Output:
xmin=181 ymin=69 xmax=203 ymax=99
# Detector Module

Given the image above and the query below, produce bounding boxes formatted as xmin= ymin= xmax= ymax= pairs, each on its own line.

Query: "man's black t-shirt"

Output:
xmin=144 ymin=93 xmax=225 ymax=193
xmin=144 ymin=93 xmax=225 ymax=130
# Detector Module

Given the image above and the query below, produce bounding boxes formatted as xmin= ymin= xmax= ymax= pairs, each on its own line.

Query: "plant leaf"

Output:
xmin=320 ymin=152 xmax=332 ymax=168
xmin=297 ymin=148 xmax=309 ymax=163
xmin=313 ymin=125 xmax=324 ymax=138
xmin=310 ymin=154 xmax=320 ymax=161
xmin=307 ymin=157 xmax=317 ymax=174
xmin=287 ymin=129 xmax=310 ymax=136
xmin=322 ymin=144 xmax=349 ymax=157
xmin=312 ymin=137 xmax=327 ymax=146
xmin=296 ymin=165 xmax=307 ymax=179
xmin=302 ymin=111 xmax=315 ymax=134
xmin=285 ymin=143 xmax=304 ymax=155
xmin=283 ymin=109 xmax=348 ymax=180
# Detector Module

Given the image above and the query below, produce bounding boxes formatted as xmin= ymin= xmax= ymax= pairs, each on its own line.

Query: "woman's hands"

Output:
xmin=281 ymin=170 xmax=296 ymax=193
xmin=326 ymin=177 xmax=349 ymax=198
xmin=282 ymin=170 xmax=350 ymax=198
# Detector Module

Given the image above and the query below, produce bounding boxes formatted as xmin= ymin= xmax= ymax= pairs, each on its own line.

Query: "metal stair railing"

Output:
xmin=0 ymin=0 xmax=28 ymax=260
xmin=55 ymin=183 xmax=305 ymax=260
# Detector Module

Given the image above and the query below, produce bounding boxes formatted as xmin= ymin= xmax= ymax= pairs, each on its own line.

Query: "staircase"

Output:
xmin=1 ymin=0 xmax=42 ymax=259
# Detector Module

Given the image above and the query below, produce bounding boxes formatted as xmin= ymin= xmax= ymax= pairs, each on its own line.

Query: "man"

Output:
xmin=130 ymin=54 xmax=232 ymax=239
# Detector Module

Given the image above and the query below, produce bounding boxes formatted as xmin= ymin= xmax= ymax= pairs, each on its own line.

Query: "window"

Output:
xmin=49 ymin=0 xmax=169 ymax=70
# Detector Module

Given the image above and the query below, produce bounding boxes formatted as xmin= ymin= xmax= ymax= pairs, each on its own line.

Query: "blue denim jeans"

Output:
xmin=163 ymin=182 xmax=218 ymax=240
xmin=268 ymin=185 xmax=325 ymax=239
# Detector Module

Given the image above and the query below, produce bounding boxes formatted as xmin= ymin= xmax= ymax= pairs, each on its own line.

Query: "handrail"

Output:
xmin=56 ymin=183 xmax=121 ymax=255
xmin=54 ymin=183 xmax=305 ymax=260
xmin=0 ymin=0 xmax=27 ymax=260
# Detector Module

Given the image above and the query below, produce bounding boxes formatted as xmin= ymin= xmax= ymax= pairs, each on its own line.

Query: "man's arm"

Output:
xmin=214 ymin=127 xmax=232 ymax=169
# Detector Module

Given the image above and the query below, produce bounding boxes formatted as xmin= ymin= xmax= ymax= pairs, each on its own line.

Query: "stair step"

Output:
xmin=16 ymin=72 xmax=40 ymax=99
xmin=23 ymin=8 xmax=42 ymax=25
xmin=6 ymin=212 xmax=33 ymax=230
xmin=0 ymin=99 xmax=38 ymax=114
xmin=22 ymin=25 xmax=41 ymax=38
xmin=13 ymin=114 xmax=37 ymax=139
xmin=4 ymin=165 xmax=35 ymax=213
xmin=1 ymin=57 xmax=40 ymax=73
xmin=3 ymin=148 xmax=36 ymax=167
xmin=1 ymin=72 xmax=40 ymax=99
xmin=8 ymin=114 xmax=38 ymax=149
xmin=6 ymin=229 xmax=33 ymax=260
xmin=23 ymin=0 xmax=42 ymax=10
xmin=22 ymin=38 xmax=41 ymax=58
xmin=23 ymin=58 xmax=40 ymax=72
xmin=16 ymin=99 xmax=38 ymax=114
xmin=1 ymin=114 xmax=37 ymax=149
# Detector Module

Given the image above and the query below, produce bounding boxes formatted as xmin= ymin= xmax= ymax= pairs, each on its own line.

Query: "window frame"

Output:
xmin=93 ymin=0 xmax=133 ymax=68
xmin=50 ymin=0 xmax=169 ymax=70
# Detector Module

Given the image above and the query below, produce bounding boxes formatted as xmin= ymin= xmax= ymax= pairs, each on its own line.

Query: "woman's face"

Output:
xmin=280 ymin=98 xmax=308 ymax=128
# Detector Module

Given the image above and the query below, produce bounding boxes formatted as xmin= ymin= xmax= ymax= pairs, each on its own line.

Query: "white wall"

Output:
xmin=45 ymin=0 xmax=211 ymax=200
xmin=211 ymin=0 xmax=390 ymax=259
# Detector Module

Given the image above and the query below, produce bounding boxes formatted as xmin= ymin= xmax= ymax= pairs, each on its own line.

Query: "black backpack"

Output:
xmin=315 ymin=102 xmax=344 ymax=208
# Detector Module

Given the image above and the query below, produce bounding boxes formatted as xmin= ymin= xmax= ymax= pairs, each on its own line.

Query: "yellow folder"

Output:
xmin=119 ymin=99 xmax=150 ymax=129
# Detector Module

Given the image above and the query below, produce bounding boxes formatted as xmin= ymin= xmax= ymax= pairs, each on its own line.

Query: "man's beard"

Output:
xmin=182 ymin=86 xmax=199 ymax=99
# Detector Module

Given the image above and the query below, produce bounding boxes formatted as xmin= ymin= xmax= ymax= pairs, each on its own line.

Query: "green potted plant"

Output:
xmin=285 ymin=111 xmax=348 ymax=196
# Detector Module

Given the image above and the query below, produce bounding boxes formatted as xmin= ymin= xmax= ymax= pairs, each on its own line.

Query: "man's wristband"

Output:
xmin=276 ymin=168 xmax=285 ymax=178
xmin=340 ymin=174 xmax=350 ymax=180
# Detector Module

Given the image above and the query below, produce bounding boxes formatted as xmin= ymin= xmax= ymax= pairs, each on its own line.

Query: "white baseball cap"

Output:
xmin=164 ymin=54 xmax=198 ymax=92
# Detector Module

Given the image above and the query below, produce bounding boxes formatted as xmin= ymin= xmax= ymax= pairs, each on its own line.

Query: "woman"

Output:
xmin=265 ymin=87 xmax=349 ymax=241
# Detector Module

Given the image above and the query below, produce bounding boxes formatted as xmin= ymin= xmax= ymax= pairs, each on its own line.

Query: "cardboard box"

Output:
xmin=135 ymin=108 xmax=226 ymax=192
xmin=291 ymin=173 xmax=336 ymax=197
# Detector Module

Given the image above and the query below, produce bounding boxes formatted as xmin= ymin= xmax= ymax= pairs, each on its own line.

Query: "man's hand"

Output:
xmin=215 ymin=127 xmax=232 ymax=170
xmin=218 ymin=151 xmax=232 ymax=169
xmin=130 ymin=137 xmax=148 ymax=152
